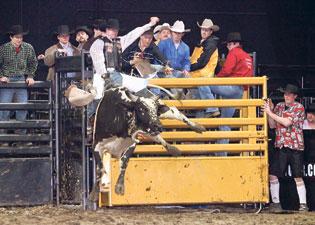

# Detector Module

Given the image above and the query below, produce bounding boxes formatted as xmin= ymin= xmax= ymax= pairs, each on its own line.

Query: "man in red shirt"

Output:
xmin=262 ymin=84 xmax=307 ymax=212
xmin=205 ymin=32 xmax=253 ymax=156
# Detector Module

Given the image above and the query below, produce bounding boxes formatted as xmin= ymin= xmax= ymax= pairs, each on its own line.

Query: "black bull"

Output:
xmin=90 ymin=87 xmax=205 ymax=199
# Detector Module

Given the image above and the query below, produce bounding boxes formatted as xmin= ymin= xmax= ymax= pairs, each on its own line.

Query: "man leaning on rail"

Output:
xmin=0 ymin=25 xmax=38 ymax=147
xmin=205 ymin=32 xmax=253 ymax=156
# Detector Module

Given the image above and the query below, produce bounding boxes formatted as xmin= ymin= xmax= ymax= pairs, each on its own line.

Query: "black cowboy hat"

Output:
xmin=279 ymin=84 xmax=300 ymax=95
xmin=75 ymin=26 xmax=92 ymax=36
xmin=306 ymin=103 xmax=315 ymax=113
xmin=99 ymin=21 xmax=107 ymax=32
xmin=92 ymin=19 xmax=106 ymax=30
xmin=222 ymin=32 xmax=243 ymax=43
xmin=107 ymin=18 xmax=120 ymax=30
xmin=54 ymin=25 xmax=73 ymax=35
xmin=7 ymin=25 xmax=29 ymax=36
xmin=141 ymin=28 xmax=154 ymax=36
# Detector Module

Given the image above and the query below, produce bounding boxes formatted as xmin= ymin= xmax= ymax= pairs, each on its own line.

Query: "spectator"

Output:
xmin=41 ymin=25 xmax=80 ymax=80
xmin=0 ymin=25 xmax=38 ymax=147
xmin=205 ymin=32 xmax=253 ymax=156
xmin=75 ymin=26 xmax=91 ymax=51
xmin=153 ymin=23 xmax=171 ymax=45
xmin=189 ymin=18 xmax=220 ymax=118
xmin=158 ymin=20 xmax=190 ymax=78
xmin=82 ymin=19 xmax=106 ymax=51
xmin=303 ymin=103 xmax=315 ymax=130
xmin=122 ymin=29 xmax=168 ymax=76
xmin=262 ymin=84 xmax=308 ymax=212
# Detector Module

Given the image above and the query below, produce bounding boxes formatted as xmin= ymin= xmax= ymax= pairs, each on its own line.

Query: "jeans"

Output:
xmin=0 ymin=75 xmax=28 ymax=134
xmin=192 ymin=86 xmax=219 ymax=118
xmin=207 ymin=85 xmax=244 ymax=156
xmin=87 ymin=99 xmax=100 ymax=119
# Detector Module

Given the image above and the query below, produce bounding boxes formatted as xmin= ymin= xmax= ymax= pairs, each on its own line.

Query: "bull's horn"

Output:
xmin=126 ymin=91 xmax=139 ymax=102
xmin=146 ymin=84 xmax=177 ymax=100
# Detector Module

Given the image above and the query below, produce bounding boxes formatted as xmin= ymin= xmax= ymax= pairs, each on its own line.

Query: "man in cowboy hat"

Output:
xmin=0 ymin=25 xmax=38 ymax=146
xmin=122 ymin=29 xmax=168 ymax=76
xmin=87 ymin=17 xmax=160 ymax=141
xmin=262 ymin=84 xmax=308 ymax=212
xmin=89 ymin=16 xmax=160 ymax=100
xmin=202 ymin=32 xmax=253 ymax=156
xmin=41 ymin=25 xmax=80 ymax=80
xmin=158 ymin=20 xmax=191 ymax=78
xmin=189 ymin=18 xmax=220 ymax=118
xmin=75 ymin=25 xmax=91 ymax=51
xmin=82 ymin=19 xmax=106 ymax=51
xmin=153 ymin=23 xmax=171 ymax=45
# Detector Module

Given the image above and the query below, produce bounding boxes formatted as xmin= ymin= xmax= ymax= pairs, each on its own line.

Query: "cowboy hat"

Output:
xmin=278 ymin=84 xmax=300 ymax=95
xmin=170 ymin=20 xmax=190 ymax=33
xmin=64 ymin=84 xmax=96 ymax=107
xmin=197 ymin=19 xmax=219 ymax=32
xmin=223 ymin=32 xmax=243 ymax=43
xmin=75 ymin=26 xmax=92 ymax=36
xmin=54 ymin=25 xmax=73 ymax=35
xmin=107 ymin=18 xmax=120 ymax=30
xmin=99 ymin=20 xmax=108 ymax=32
xmin=153 ymin=23 xmax=171 ymax=34
xmin=306 ymin=103 xmax=315 ymax=114
xmin=7 ymin=25 xmax=29 ymax=36
xmin=92 ymin=18 xmax=106 ymax=30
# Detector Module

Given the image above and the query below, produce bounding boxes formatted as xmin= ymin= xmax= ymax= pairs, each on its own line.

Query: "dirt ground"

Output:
xmin=0 ymin=205 xmax=314 ymax=225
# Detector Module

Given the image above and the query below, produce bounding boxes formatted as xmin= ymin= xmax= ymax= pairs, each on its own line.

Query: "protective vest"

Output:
xmin=100 ymin=37 xmax=122 ymax=72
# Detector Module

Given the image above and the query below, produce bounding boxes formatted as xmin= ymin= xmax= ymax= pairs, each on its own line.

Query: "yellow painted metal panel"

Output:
xmin=100 ymin=157 xmax=269 ymax=206
xmin=163 ymin=99 xmax=264 ymax=109
xmin=159 ymin=131 xmax=264 ymax=141
xmin=98 ymin=76 xmax=269 ymax=207
xmin=160 ymin=118 xmax=264 ymax=128
xmin=148 ymin=77 xmax=266 ymax=88
xmin=134 ymin=144 xmax=265 ymax=154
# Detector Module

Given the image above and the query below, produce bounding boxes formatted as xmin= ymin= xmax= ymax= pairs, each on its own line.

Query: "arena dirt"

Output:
xmin=0 ymin=205 xmax=314 ymax=225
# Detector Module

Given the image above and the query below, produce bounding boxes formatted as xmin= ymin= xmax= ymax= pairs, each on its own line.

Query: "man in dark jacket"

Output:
xmin=189 ymin=18 xmax=220 ymax=118
xmin=122 ymin=29 xmax=168 ymax=76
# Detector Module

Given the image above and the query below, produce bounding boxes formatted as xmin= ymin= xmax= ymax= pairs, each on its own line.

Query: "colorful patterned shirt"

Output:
xmin=0 ymin=42 xmax=38 ymax=78
xmin=274 ymin=101 xmax=305 ymax=151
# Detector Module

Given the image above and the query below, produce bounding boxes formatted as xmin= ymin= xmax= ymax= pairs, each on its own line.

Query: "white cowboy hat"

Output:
xmin=170 ymin=20 xmax=191 ymax=33
xmin=197 ymin=19 xmax=220 ymax=32
xmin=153 ymin=23 xmax=171 ymax=34
xmin=153 ymin=23 xmax=171 ymax=40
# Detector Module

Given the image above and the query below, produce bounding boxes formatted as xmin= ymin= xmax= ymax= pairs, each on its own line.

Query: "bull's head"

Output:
xmin=134 ymin=96 xmax=163 ymax=135
xmin=123 ymin=89 xmax=162 ymax=135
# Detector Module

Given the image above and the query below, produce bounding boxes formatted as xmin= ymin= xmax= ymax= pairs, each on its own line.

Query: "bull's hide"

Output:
xmin=93 ymin=88 xmax=136 ymax=148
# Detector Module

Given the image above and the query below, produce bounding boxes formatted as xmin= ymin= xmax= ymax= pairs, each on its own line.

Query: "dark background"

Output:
xmin=0 ymin=0 xmax=314 ymax=87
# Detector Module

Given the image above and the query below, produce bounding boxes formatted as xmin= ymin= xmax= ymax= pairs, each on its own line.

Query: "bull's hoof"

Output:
xmin=191 ymin=122 xmax=206 ymax=133
xmin=166 ymin=145 xmax=181 ymax=156
xmin=115 ymin=183 xmax=125 ymax=195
